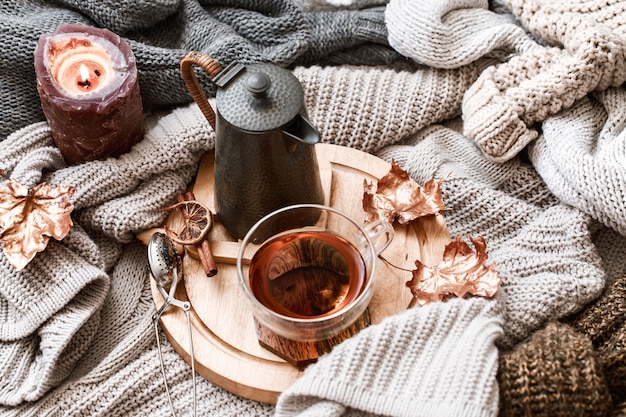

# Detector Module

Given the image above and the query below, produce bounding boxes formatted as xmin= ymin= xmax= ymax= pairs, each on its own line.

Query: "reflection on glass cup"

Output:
xmin=237 ymin=204 xmax=394 ymax=342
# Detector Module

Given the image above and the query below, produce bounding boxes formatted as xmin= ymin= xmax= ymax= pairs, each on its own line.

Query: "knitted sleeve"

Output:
xmin=292 ymin=60 xmax=491 ymax=154
xmin=276 ymin=297 xmax=504 ymax=417
xmin=462 ymin=0 xmax=626 ymax=162
xmin=294 ymin=0 xmax=389 ymax=11
xmin=384 ymin=0 xmax=536 ymax=68
xmin=0 ymin=102 xmax=214 ymax=405
xmin=50 ymin=0 xmax=180 ymax=33
xmin=293 ymin=7 xmax=401 ymax=66
xmin=528 ymin=87 xmax=626 ymax=235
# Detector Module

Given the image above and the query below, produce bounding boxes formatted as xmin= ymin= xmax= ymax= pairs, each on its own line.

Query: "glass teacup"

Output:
xmin=237 ymin=204 xmax=393 ymax=342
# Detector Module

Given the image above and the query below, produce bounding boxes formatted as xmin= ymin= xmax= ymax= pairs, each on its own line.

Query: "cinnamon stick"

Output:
xmin=177 ymin=192 xmax=218 ymax=277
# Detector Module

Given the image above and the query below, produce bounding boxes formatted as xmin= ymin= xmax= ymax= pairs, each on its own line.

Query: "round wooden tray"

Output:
xmin=140 ymin=144 xmax=450 ymax=404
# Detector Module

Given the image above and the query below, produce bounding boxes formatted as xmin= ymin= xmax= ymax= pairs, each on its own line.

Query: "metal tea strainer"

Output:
xmin=147 ymin=231 xmax=197 ymax=417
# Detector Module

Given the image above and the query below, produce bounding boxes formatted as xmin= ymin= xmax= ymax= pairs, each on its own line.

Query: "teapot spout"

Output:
xmin=282 ymin=114 xmax=320 ymax=145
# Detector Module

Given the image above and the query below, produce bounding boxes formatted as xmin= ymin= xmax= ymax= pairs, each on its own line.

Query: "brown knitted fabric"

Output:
xmin=498 ymin=321 xmax=612 ymax=417
xmin=612 ymin=401 xmax=626 ymax=417
xmin=569 ymin=272 xmax=626 ymax=406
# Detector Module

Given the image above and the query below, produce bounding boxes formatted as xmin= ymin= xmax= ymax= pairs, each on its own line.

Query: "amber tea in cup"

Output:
xmin=249 ymin=230 xmax=367 ymax=319
xmin=237 ymin=204 xmax=393 ymax=342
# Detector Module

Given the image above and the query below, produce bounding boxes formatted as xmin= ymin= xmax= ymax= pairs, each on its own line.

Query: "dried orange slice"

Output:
xmin=162 ymin=200 xmax=213 ymax=245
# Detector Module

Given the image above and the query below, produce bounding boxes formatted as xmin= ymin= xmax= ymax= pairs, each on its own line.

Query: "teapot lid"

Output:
xmin=215 ymin=62 xmax=305 ymax=132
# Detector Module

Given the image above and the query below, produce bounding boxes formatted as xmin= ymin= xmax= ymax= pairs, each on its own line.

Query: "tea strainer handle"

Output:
xmin=180 ymin=51 xmax=223 ymax=130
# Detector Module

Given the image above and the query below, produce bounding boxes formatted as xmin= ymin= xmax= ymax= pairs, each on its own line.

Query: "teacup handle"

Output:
xmin=364 ymin=219 xmax=394 ymax=256
xmin=179 ymin=51 xmax=223 ymax=130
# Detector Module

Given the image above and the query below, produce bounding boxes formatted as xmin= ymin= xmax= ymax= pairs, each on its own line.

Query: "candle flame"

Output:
xmin=79 ymin=64 xmax=89 ymax=83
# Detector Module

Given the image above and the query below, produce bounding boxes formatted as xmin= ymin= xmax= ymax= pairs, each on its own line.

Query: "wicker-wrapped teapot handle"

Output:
xmin=180 ymin=51 xmax=223 ymax=130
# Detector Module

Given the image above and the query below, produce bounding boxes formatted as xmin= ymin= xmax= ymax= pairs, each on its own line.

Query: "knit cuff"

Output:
xmin=462 ymin=14 xmax=626 ymax=163
xmin=461 ymin=64 xmax=539 ymax=162
xmin=276 ymin=297 xmax=504 ymax=417
xmin=304 ymin=7 xmax=389 ymax=48
xmin=351 ymin=6 xmax=389 ymax=44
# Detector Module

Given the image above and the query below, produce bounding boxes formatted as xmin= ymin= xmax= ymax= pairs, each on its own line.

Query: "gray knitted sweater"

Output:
xmin=0 ymin=0 xmax=397 ymax=139
xmin=1 ymin=0 xmax=625 ymax=416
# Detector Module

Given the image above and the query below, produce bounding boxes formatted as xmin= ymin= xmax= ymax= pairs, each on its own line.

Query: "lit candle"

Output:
xmin=34 ymin=24 xmax=144 ymax=165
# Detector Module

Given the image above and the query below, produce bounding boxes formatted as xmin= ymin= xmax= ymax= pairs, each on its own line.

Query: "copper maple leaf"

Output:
xmin=0 ymin=177 xmax=75 ymax=271
xmin=363 ymin=160 xmax=446 ymax=224
xmin=406 ymin=235 xmax=501 ymax=307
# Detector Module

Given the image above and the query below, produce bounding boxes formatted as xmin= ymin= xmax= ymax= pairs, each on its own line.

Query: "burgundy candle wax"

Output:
xmin=34 ymin=24 xmax=144 ymax=165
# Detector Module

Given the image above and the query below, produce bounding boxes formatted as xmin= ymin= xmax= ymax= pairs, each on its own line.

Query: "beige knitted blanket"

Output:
xmin=1 ymin=0 xmax=625 ymax=416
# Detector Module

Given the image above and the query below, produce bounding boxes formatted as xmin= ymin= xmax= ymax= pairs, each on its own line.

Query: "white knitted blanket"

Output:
xmin=1 ymin=1 xmax=625 ymax=416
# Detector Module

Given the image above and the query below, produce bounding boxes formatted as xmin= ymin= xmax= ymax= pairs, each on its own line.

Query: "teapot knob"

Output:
xmin=245 ymin=72 xmax=271 ymax=98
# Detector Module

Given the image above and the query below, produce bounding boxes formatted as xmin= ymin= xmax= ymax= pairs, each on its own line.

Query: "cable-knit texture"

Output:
xmin=462 ymin=0 xmax=626 ymax=161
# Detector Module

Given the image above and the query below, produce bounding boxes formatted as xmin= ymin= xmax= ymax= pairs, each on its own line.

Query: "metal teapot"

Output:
xmin=180 ymin=52 xmax=324 ymax=239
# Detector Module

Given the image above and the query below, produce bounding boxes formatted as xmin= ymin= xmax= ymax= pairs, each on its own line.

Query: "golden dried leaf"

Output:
xmin=162 ymin=200 xmax=212 ymax=245
xmin=406 ymin=235 xmax=501 ymax=306
xmin=363 ymin=160 xmax=446 ymax=224
xmin=0 ymin=178 xmax=75 ymax=271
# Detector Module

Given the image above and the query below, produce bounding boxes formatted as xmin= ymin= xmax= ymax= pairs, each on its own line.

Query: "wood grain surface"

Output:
xmin=139 ymin=144 xmax=451 ymax=404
